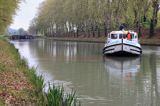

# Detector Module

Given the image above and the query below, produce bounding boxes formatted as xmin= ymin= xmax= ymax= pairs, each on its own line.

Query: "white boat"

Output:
xmin=103 ymin=30 xmax=142 ymax=56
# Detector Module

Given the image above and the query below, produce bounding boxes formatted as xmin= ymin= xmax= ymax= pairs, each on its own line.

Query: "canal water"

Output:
xmin=12 ymin=39 xmax=160 ymax=106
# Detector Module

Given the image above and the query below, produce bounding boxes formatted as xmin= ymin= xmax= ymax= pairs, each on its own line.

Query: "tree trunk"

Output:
xmin=97 ymin=26 xmax=100 ymax=38
xmin=149 ymin=0 xmax=159 ymax=37
xmin=138 ymin=21 xmax=142 ymax=38
xmin=91 ymin=25 xmax=95 ymax=37
xmin=149 ymin=19 xmax=154 ymax=38
xmin=76 ymin=27 xmax=79 ymax=37
xmin=104 ymin=22 xmax=108 ymax=37
xmin=133 ymin=9 xmax=138 ymax=27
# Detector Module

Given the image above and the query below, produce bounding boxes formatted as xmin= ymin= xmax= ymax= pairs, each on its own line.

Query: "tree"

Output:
xmin=18 ymin=28 xmax=27 ymax=35
xmin=149 ymin=0 xmax=159 ymax=37
xmin=0 ymin=0 xmax=22 ymax=34
xmin=30 ymin=0 xmax=159 ymax=38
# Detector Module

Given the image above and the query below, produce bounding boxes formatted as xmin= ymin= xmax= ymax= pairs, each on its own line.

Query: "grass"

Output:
xmin=0 ymin=35 xmax=4 ymax=39
xmin=26 ymin=67 xmax=46 ymax=105
xmin=0 ymin=63 xmax=6 ymax=72
xmin=16 ymin=58 xmax=46 ymax=105
xmin=0 ymin=38 xmax=80 ymax=106
xmin=0 ymin=35 xmax=8 ymax=40
xmin=14 ymin=57 xmax=79 ymax=106
xmin=46 ymin=84 xmax=79 ymax=106
xmin=0 ymin=38 xmax=40 ymax=105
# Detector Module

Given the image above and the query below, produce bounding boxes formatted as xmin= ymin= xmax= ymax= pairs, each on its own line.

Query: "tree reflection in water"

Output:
xmin=103 ymin=55 xmax=160 ymax=106
xmin=12 ymin=39 xmax=160 ymax=106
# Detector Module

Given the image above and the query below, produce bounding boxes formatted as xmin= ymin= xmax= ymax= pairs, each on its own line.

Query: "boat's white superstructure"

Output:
xmin=103 ymin=30 xmax=142 ymax=56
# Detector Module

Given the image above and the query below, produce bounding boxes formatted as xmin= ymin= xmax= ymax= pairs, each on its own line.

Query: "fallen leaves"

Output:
xmin=0 ymin=40 xmax=37 ymax=105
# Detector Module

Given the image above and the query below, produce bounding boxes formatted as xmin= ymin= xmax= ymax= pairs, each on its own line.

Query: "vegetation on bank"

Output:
xmin=0 ymin=37 xmax=79 ymax=106
xmin=29 ymin=0 xmax=160 ymax=38
xmin=0 ymin=0 xmax=22 ymax=34
xmin=0 ymin=38 xmax=37 ymax=105
xmin=46 ymin=84 xmax=80 ymax=106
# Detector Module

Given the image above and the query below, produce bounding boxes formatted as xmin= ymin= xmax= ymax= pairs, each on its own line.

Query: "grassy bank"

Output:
xmin=0 ymin=37 xmax=79 ymax=105
xmin=0 ymin=37 xmax=44 ymax=105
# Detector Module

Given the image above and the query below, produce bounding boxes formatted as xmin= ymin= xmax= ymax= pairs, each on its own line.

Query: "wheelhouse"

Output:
xmin=103 ymin=30 xmax=142 ymax=56
xmin=108 ymin=31 xmax=138 ymax=40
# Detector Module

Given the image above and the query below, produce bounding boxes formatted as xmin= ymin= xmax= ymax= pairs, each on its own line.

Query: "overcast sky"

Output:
xmin=10 ymin=0 xmax=44 ymax=30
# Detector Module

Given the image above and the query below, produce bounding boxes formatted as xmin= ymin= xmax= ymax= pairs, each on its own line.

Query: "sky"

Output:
xmin=10 ymin=0 xmax=44 ymax=30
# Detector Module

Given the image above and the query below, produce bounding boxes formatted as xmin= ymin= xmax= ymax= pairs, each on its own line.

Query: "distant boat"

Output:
xmin=9 ymin=35 xmax=34 ymax=40
xmin=103 ymin=30 xmax=142 ymax=56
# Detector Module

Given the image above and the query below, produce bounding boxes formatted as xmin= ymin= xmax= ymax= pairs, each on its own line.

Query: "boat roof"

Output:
xmin=110 ymin=30 xmax=137 ymax=34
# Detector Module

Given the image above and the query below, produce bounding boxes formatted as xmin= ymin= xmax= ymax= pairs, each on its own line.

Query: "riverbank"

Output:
xmin=0 ymin=37 xmax=79 ymax=106
xmin=0 ymin=37 xmax=45 ymax=105
xmin=49 ymin=37 xmax=160 ymax=46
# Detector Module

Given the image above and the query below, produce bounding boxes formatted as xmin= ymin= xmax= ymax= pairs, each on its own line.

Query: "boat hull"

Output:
xmin=103 ymin=43 xmax=142 ymax=56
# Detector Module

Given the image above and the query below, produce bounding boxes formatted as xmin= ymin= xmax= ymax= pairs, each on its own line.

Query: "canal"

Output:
xmin=11 ymin=39 xmax=160 ymax=106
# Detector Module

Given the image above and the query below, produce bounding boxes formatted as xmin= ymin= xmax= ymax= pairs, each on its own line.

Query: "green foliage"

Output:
xmin=64 ymin=91 xmax=77 ymax=106
xmin=0 ymin=35 xmax=7 ymax=40
xmin=46 ymin=85 xmax=64 ymax=106
xmin=0 ymin=39 xmax=80 ymax=105
xmin=27 ymin=68 xmax=44 ymax=93
xmin=26 ymin=68 xmax=46 ymax=105
xmin=0 ymin=63 xmax=5 ymax=72
xmin=17 ymin=58 xmax=27 ymax=68
xmin=0 ymin=0 xmax=22 ymax=34
xmin=0 ymin=35 xmax=4 ymax=38
xmin=29 ymin=0 xmax=160 ymax=37
xmin=25 ymin=67 xmax=80 ymax=106
xmin=157 ymin=13 xmax=160 ymax=28
xmin=0 ymin=99 xmax=4 ymax=106
xmin=46 ymin=84 xmax=79 ymax=106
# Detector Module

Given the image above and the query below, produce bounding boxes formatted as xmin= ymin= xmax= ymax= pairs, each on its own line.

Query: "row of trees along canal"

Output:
xmin=0 ymin=0 xmax=21 ymax=34
xmin=29 ymin=0 xmax=160 ymax=38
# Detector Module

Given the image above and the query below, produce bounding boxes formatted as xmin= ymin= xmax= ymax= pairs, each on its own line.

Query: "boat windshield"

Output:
xmin=111 ymin=34 xmax=118 ymax=39
xmin=110 ymin=32 xmax=137 ymax=40
xmin=119 ymin=34 xmax=126 ymax=39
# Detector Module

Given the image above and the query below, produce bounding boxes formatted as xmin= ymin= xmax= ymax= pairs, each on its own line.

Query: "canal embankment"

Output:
xmin=48 ymin=37 xmax=160 ymax=46
xmin=0 ymin=36 xmax=45 ymax=105
xmin=0 ymin=36 xmax=78 ymax=106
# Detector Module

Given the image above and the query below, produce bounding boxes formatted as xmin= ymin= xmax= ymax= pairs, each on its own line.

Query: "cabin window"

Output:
xmin=119 ymin=34 xmax=127 ymax=39
xmin=111 ymin=34 xmax=118 ymax=39
xmin=119 ymin=34 xmax=123 ymax=39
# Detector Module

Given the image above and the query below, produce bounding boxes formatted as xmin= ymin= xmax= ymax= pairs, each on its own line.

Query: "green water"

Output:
xmin=12 ymin=39 xmax=160 ymax=106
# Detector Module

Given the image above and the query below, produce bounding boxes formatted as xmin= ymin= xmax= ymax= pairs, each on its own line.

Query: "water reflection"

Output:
xmin=103 ymin=55 xmax=160 ymax=106
xmin=104 ymin=57 xmax=140 ymax=78
xmin=11 ymin=39 xmax=160 ymax=106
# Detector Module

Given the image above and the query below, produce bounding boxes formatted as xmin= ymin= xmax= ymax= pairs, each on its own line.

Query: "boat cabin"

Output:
xmin=103 ymin=30 xmax=142 ymax=56
xmin=107 ymin=31 xmax=138 ymax=42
